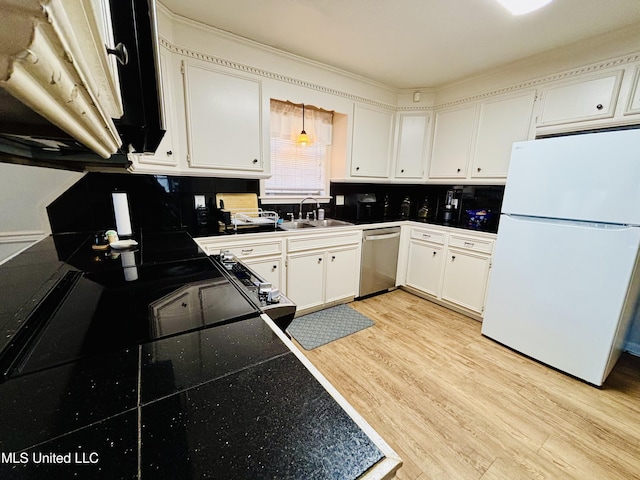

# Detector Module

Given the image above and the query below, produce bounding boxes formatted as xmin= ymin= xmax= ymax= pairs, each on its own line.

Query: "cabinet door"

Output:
xmin=406 ymin=240 xmax=444 ymax=297
xmin=471 ymin=91 xmax=535 ymax=178
xmin=429 ymin=105 xmax=476 ymax=178
xmin=286 ymin=251 xmax=325 ymax=311
xmin=325 ymin=246 xmax=359 ymax=303
xmin=395 ymin=113 xmax=430 ymax=179
xmin=625 ymin=66 xmax=640 ymax=115
xmin=441 ymin=249 xmax=491 ymax=314
xmin=351 ymin=104 xmax=394 ymax=178
xmin=537 ymin=71 xmax=623 ymax=126
xmin=183 ymin=61 xmax=262 ymax=171
xmin=134 ymin=48 xmax=178 ymax=168
xmin=245 ymin=256 xmax=283 ymax=292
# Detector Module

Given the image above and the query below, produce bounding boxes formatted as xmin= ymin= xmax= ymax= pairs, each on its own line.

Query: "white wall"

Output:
xmin=0 ymin=162 xmax=83 ymax=263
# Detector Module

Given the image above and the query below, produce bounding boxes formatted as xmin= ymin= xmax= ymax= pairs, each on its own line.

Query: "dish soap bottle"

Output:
xmin=417 ymin=197 xmax=429 ymax=221
xmin=400 ymin=196 xmax=411 ymax=218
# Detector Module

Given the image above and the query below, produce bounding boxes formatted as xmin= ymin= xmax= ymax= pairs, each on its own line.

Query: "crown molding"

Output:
xmin=159 ymin=35 xmax=640 ymax=114
xmin=160 ymin=37 xmax=397 ymax=111
xmin=436 ymin=51 xmax=640 ymax=110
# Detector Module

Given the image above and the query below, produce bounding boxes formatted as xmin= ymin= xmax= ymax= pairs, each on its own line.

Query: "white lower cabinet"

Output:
xmin=287 ymin=246 xmax=359 ymax=311
xmin=402 ymin=225 xmax=494 ymax=317
xmin=441 ymin=248 xmax=492 ymax=314
xmin=286 ymin=231 xmax=362 ymax=312
xmin=243 ymin=257 xmax=283 ymax=291
xmin=406 ymin=240 xmax=444 ymax=297
xmin=325 ymin=246 xmax=359 ymax=304
xmin=286 ymin=251 xmax=326 ymax=311
xmin=194 ymin=237 xmax=285 ymax=293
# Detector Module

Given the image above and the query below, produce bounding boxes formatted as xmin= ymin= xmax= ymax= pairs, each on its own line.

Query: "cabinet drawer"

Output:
xmin=287 ymin=231 xmax=361 ymax=253
xmin=410 ymin=227 xmax=445 ymax=245
xmin=448 ymin=235 xmax=493 ymax=254
xmin=199 ymin=240 xmax=282 ymax=258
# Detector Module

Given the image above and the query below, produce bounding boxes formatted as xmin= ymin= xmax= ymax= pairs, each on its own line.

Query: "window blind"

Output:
xmin=265 ymin=99 xmax=333 ymax=197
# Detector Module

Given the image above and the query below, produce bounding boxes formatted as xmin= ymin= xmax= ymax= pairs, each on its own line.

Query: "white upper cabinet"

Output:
xmin=394 ymin=112 xmax=431 ymax=179
xmin=429 ymin=104 xmax=476 ymax=179
xmin=536 ymin=71 xmax=623 ymax=126
xmin=351 ymin=103 xmax=395 ymax=178
xmin=182 ymin=59 xmax=263 ymax=173
xmin=625 ymin=66 xmax=640 ymax=115
xmin=471 ymin=90 xmax=535 ymax=178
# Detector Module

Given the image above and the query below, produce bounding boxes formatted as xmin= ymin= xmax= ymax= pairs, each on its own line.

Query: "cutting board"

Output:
xmin=215 ymin=193 xmax=259 ymax=216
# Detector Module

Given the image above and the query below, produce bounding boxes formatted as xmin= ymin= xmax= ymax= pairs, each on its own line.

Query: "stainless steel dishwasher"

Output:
xmin=359 ymin=226 xmax=401 ymax=297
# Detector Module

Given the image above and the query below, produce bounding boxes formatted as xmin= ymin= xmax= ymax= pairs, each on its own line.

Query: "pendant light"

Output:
xmin=296 ymin=103 xmax=312 ymax=146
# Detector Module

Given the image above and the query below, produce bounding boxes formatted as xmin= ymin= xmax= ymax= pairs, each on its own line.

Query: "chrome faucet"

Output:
xmin=299 ymin=197 xmax=320 ymax=220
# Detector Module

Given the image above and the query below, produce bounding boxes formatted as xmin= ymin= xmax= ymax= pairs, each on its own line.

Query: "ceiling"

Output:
xmin=159 ymin=0 xmax=640 ymax=89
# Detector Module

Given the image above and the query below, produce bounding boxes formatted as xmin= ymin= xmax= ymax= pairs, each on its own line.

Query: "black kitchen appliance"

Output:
xmin=214 ymin=252 xmax=296 ymax=333
xmin=0 ymin=232 xmax=276 ymax=381
xmin=345 ymin=193 xmax=382 ymax=222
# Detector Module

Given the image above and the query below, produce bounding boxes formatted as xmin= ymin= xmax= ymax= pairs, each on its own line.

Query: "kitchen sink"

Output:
xmin=279 ymin=218 xmax=353 ymax=230
xmin=280 ymin=221 xmax=316 ymax=230
xmin=309 ymin=219 xmax=353 ymax=227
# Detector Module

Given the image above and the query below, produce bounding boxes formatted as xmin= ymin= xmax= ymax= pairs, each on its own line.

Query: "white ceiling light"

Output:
xmin=496 ymin=0 xmax=554 ymax=15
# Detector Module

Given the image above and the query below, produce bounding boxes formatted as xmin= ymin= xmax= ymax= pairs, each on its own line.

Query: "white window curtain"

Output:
xmin=265 ymin=100 xmax=333 ymax=196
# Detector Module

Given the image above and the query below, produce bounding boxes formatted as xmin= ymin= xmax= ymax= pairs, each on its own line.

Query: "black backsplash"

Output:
xmin=46 ymin=173 xmax=505 ymax=236
xmin=47 ymin=173 xmax=260 ymax=235
xmin=330 ymin=182 xmax=505 ymax=233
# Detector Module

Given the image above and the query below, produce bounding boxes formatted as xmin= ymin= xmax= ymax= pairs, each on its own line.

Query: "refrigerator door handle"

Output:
xmin=506 ymin=214 xmax=640 ymax=230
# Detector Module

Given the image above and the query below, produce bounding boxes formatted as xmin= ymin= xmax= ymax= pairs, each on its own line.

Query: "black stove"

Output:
xmin=213 ymin=252 xmax=296 ymax=333
xmin=0 ymin=236 xmax=262 ymax=381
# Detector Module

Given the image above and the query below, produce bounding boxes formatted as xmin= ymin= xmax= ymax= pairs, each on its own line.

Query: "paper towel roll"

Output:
xmin=112 ymin=192 xmax=133 ymax=236
xmin=120 ymin=250 xmax=139 ymax=281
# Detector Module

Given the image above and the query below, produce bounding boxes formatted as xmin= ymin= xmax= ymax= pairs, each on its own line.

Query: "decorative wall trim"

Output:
xmin=160 ymin=37 xmax=397 ymax=111
xmin=436 ymin=52 xmax=640 ymax=110
xmin=161 ymin=32 xmax=640 ymax=114
xmin=0 ymin=231 xmax=46 ymax=244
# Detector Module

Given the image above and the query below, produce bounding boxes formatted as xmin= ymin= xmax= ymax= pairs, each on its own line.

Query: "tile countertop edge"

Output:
xmin=194 ymin=220 xmax=496 ymax=247
xmin=259 ymin=313 xmax=403 ymax=480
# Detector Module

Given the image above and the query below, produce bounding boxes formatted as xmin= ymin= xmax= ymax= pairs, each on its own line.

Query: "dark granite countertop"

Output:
xmin=0 ymin=232 xmax=399 ymax=479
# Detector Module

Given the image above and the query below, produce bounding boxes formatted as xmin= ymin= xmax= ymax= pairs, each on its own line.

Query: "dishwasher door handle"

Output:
xmin=364 ymin=232 xmax=400 ymax=241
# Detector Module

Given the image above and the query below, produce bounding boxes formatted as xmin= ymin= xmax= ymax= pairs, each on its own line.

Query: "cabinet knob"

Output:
xmin=356 ymin=166 xmax=360 ymax=171
xmin=167 ymin=150 xmax=173 ymax=156
xmin=273 ymin=265 xmax=277 ymax=270
xmin=331 ymin=255 xmax=336 ymax=261
xmin=451 ymin=255 xmax=456 ymax=261
xmin=433 ymin=251 xmax=437 ymax=256
xmin=457 ymin=168 xmax=461 ymax=173
xmin=400 ymin=169 xmax=404 ymax=173
xmin=596 ymin=104 xmax=604 ymax=110
xmin=252 ymin=158 xmax=259 ymax=164
xmin=477 ymin=167 xmax=481 ymax=172
xmin=106 ymin=42 xmax=129 ymax=65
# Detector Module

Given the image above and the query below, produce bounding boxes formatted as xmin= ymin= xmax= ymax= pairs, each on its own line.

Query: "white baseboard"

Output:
xmin=0 ymin=231 xmax=47 ymax=266
xmin=0 ymin=231 xmax=46 ymax=244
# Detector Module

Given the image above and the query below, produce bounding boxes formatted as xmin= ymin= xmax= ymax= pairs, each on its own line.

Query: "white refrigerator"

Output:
xmin=481 ymin=129 xmax=640 ymax=386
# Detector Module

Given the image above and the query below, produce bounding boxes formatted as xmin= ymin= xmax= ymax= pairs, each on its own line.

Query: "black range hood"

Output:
xmin=0 ymin=0 xmax=165 ymax=172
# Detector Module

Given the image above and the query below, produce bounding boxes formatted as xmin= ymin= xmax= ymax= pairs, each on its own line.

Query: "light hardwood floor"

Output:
xmin=294 ymin=289 xmax=640 ymax=480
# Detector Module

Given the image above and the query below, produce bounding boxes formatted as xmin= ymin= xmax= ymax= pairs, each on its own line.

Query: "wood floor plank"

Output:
xmin=295 ymin=289 xmax=640 ymax=480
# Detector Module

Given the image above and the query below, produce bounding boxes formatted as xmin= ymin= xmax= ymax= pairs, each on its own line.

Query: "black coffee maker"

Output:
xmin=347 ymin=193 xmax=378 ymax=222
